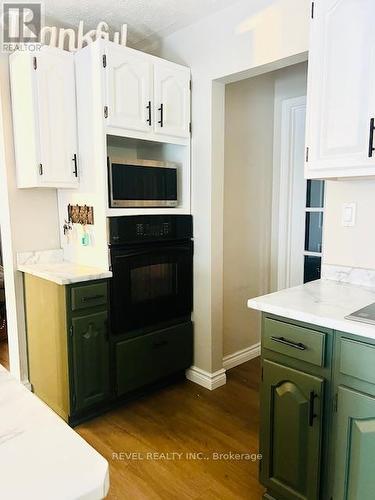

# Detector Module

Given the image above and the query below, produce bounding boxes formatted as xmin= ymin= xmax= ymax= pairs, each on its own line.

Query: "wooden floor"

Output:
xmin=77 ymin=358 xmax=265 ymax=500
xmin=0 ymin=339 xmax=9 ymax=370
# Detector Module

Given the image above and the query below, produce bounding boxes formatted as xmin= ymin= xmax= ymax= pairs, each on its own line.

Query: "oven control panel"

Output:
xmin=109 ymin=215 xmax=193 ymax=245
xmin=135 ymin=222 xmax=171 ymax=238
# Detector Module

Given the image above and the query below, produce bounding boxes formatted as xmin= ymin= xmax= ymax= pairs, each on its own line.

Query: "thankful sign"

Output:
xmin=1 ymin=3 xmax=128 ymax=53
xmin=40 ymin=21 xmax=128 ymax=51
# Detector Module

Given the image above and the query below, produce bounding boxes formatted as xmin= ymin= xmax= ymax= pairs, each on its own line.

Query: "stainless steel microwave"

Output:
xmin=108 ymin=158 xmax=178 ymax=208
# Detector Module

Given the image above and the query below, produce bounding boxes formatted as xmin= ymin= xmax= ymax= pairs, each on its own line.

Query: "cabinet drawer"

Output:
xmin=340 ymin=338 xmax=375 ymax=385
xmin=71 ymin=282 xmax=108 ymax=311
xmin=263 ymin=318 xmax=326 ymax=367
xmin=116 ymin=322 xmax=193 ymax=396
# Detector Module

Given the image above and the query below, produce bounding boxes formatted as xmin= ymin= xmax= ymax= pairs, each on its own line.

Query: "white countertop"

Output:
xmin=248 ymin=279 xmax=375 ymax=341
xmin=16 ymin=250 xmax=112 ymax=285
xmin=18 ymin=261 xmax=112 ymax=285
xmin=0 ymin=365 xmax=109 ymax=499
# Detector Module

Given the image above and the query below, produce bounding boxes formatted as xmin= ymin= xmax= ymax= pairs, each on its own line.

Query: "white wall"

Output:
xmin=152 ymin=0 xmax=310 ymax=374
xmin=57 ymin=44 xmax=109 ymax=271
xmin=323 ymin=180 xmax=375 ymax=269
xmin=223 ymin=62 xmax=307 ymax=358
xmin=0 ymin=54 xmax=60 ymax=380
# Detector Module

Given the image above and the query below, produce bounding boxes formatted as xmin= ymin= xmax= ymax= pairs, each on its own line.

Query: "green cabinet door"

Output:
xmin=70 ymin=311 xmax=110 ymax=413
xmin=333 ymin=386 xmax=375 ymax=500
xmin=116 ymin=322 xmax=193 ymax=396
xmin=260 ymin=360 xmax=324 ymax=500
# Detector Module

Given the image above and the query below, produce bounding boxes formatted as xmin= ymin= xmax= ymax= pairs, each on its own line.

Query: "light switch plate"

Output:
xmin=342 ymin=202 xmax=356 ymax=227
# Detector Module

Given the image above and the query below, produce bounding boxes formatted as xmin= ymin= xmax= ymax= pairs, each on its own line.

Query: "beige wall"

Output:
xmin=223 ymin=73 xmax=275 ymax=356
xmin=223 ymin=62 xmax=307 ymax=357
xmin=323 ymin=180 xmax=375 ymax=269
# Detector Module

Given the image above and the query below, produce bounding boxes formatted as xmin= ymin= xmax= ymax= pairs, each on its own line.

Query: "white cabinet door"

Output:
xmin=305 ymin=0 xmax=375 ymax=178
xmin=36 ymin=49 xmax=78 ymax=187
xmin=105 ymin=46 xmax=152 ymax=133
xmin=154 ymin=63 xmax=190 ymax=139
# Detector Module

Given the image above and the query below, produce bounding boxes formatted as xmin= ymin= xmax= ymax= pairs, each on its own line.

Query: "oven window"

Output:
xmin=110 ymin=241 xmax=193 ymax=335
xmin=131 ymin=263 xmax=177 ymax=303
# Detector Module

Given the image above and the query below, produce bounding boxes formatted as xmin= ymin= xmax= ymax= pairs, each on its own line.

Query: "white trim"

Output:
xmin=271 ymin=96 xmax=307 ymax=291
xmin=223 ymin=343 xmax=261 ymax=370
xmin=23 ymin=381 xmax=32 ymax=391
xmin=185 ymin=366 xmax=227 ymax=390
xmin=305 ymin=207 xmax=324 ymax=213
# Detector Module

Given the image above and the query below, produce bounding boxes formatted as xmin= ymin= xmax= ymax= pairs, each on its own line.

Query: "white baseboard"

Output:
xmin=23 ymin=380 xmax=32 ymax=391
xmin=223 ymin=342 xmax=261 ymax=370
xmin=185 ymin=366 xmax=227 ymax=390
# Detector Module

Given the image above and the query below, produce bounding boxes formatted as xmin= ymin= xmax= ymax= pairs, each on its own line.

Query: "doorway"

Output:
xmin=222 ymin=61 xmax=315 ymax=365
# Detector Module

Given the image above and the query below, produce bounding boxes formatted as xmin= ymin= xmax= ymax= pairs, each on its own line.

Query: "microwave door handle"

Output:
xmin=108 ymin=161 xmax=115 ymax=208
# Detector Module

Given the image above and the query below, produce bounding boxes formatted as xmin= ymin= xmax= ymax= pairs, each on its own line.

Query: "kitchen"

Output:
xmin=0 ymin=0 xmax=374 ymax=499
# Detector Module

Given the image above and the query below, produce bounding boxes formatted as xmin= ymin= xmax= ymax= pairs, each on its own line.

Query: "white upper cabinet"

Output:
xmin=305 ymin=0 xmax=375 ymax=179
xmin=104 ymin=43 xmax=191 ymax=143
xmin=154 ymin=63 xmax=191 ymax=139
xmin=105 ymin=45 xmax=152 ymax=133
xmin=10 ymin=47 xmax=78 ymax=188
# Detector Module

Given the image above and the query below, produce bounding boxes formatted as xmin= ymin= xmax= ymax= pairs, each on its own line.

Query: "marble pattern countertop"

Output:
xmin=248 ymin=279 xmax=375 ymax=341
xmin=0 ymin=365 xmax=109 ymax=499
xmin=17 ymin=250 xmax=112 ymax=285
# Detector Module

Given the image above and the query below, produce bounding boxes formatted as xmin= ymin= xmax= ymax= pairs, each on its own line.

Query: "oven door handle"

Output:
xmin=111 ymin=245 xmax=193 ymax=259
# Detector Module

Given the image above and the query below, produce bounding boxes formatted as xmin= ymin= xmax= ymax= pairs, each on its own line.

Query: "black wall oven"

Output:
xmin=108 ymin=215 xmax=193 ymax=337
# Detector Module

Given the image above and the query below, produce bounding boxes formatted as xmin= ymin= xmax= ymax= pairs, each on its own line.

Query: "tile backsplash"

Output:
xmin=322 ymin=264 xmax=375 ymax=288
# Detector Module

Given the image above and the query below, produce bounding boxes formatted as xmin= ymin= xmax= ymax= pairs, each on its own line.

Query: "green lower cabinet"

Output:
xmin=261 ymin=359 xmax=323 ymax=500
xmin=70 ymin=310 xmax=110 ymax=413
xmin=333 ymin=386 xmax=375 ymax=500
xmin=260 ymin=318 xmax=375 ymax=499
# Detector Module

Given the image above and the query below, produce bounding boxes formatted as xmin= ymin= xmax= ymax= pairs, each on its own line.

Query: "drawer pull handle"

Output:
xmin=309 ymin=391 xmax=318 ymax=426
xmin=270 ymin=336 xmax=306 ymax=351
xmin=82 ymin=294 xmax=105 ymax=302
xmin=153 ymin=340 xmax=168 ymax=349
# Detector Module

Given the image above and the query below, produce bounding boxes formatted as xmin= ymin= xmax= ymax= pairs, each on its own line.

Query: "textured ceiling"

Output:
xmin=43 ymin=0 xmax=241 ymax=48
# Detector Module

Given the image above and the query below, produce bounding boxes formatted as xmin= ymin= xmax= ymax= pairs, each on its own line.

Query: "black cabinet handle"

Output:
xmin=158 ymin=103 xmax=164 ymax=127
xmin=153 ymin=340 xmax=168 ymax=349
xmin=369 ymin=118 xmax=375 ymax=157
xmin=309 ymin=391 xmax=317 ymax=426
xmin=73 ymin=154 xmax=78 ymax=177
xmin=270 ymin=336 xmax=306 ymax=351
xmin=146 ymin=101 xmax=152 ymax=126
xmin=82 ymin=294 xmax=105 ymax=302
